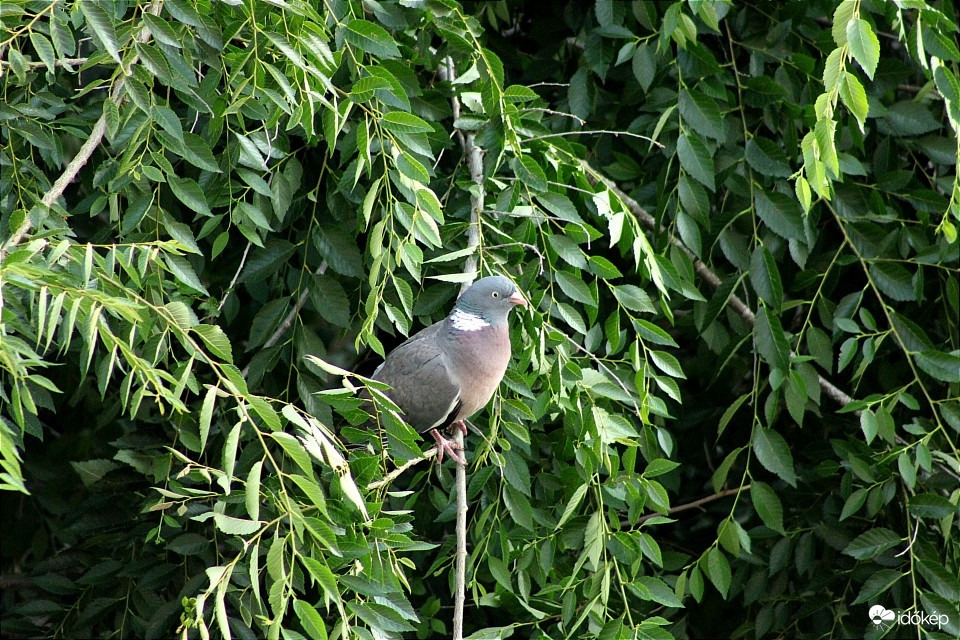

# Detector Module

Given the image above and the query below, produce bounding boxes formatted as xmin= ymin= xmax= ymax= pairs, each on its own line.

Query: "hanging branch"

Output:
xmin=0 ymin=1 xmax=164 ymax=262
xmin=439 ymin=55 xmax=482 ymax=640
xmin=580 ymin=161 xmax=856 ymax=409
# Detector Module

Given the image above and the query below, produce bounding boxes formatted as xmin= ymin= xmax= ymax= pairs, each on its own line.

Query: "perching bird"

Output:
xmin=370 ymin=276 xmax=527 ymax=464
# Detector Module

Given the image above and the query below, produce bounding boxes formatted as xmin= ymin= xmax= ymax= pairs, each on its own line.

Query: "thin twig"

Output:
xmin=440 ymin=55 xmax=482 ymax=640
xmin=241 ymin=261 xmax=328 ymax=377
xmin=0 ymin=57 xmax=90 ymax=69
xmin=580 ymin=162 xmax=868 ymax=409
xmin=526 ymin=129 xmax=664 ymax=148
xmin=545 ymin=321 xmax=642 ymax=418
xmin=217 ymin=242 xmax=252 ymax=312
xmin=0 ymin=2 xmax=163 ymax=261
xmin=365 ymin=446 xmax=439 ymax=490
xmin=628 ymin=485 xmax=750 ymax=527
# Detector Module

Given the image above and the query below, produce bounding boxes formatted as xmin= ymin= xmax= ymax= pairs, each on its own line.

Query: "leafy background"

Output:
xmin=1 ymin=0 xmax=958 ymax=639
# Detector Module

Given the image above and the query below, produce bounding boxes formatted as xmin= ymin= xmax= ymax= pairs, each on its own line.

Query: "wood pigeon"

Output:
xmin=370 ymin=276 xmax=527 ymax=464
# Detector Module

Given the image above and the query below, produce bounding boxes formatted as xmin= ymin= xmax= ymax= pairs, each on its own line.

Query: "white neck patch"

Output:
xmin=450 ymin=309 xmax=489 ymax=332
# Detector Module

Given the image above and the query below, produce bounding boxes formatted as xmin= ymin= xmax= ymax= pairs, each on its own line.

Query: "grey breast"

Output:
xmin=442 ymin=318 xmax=512 ymax=421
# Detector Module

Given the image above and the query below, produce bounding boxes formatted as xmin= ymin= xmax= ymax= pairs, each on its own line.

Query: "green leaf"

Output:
xmin=649 ymin=351 xmax=685 ymax=379
xmin=843 ymin=528 xmax=901 ymax=559
xmin=750 ymin=482 xmax=785 ymax=534
xmin=220 ymin=421 xmax=242 ymax=495
xmin=754 ymin=307 xmax=790 ymax=372
xmin=613 ymin=285 xmax=655 ymax=313
xmin=168 ymin=176 xmax=212 ymax=217
xmin=343 ymin=19 xmax=401 ymax=59
xmin=840 ymin=72 xmax=869 ymax=130
xmin=753 ymin=427 xmax=797 ymax=486
xmin=705 ymin=548 xmax=731 ymax=598
xmin=29 ymin=31 xmax=56 ymax=74
xmin=860 ymin=410 xmax=878 ymax=445
xmin=915 ymin=351 xmax=960 ymax=383
xmin=632 ymin=43 xmax=656 ymax=91
xmin=869 ymin=263 xmax=915 ymax=301
xmin=632 ymin=576 xmax=684 ymax=608
xmin=851 ymin=570 xmax=903 ymax=605
xmin=213 ymin=513 xmax=260 ymax=535
xmin=555 ymin=271 xmax=595 ymax=306
xmin=832 ymin=0 xmax=856 ymax=45
xmin=164 ymin=254 xmax=209 ymax=295
xmin=745 ymin=137 xmax=792 ymax=178
xmin=840 ymin=487 xmax=869 ymax=521
xmin=750 ymin=245 xmax=783 ymax=310
xmin=381 ymin=111 xmax=433 ymax=134
xmin=245 ymin=459 xmax=262 ymax=521
xmin=679 ymin=89 xmax=724 ymax=141
xmin=80 ymin=2 xmax=121 ymax=63
xmin=555 ymin=484 xmax=588 ymax=530
xmin=846 ymin=19 xmax=880 ymax=80
xmin=514 ymin=156 xmax=548 ymax=192
xmin=677 ymin=132 xmax=715 ymax=191
xmin=588 ymin=255 xmax=623 ymax=279
xmin=194 ymin=324 xmax=233 ymax=363
xmin=909 ymin=493 xmax=958 ymax=519
xmin=756 ymin=190 xmax=805 ymax=242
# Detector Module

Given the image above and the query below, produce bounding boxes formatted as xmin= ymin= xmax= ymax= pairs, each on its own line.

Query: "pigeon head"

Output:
xmin=452 ymin=276 xmax=526 ymax=328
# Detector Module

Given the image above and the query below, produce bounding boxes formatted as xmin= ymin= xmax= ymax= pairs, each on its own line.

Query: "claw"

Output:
xmin=452 ymin=420 xmax=468 ymax=436
xmin=431 ymin=428 xmax=465 ymax=465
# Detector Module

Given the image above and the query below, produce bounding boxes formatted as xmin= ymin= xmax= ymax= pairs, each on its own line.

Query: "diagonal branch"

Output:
xmin=0 ymin=2 xmax=164 ymax=261
xmin=580 ymin=160 xmax=855 ymax=409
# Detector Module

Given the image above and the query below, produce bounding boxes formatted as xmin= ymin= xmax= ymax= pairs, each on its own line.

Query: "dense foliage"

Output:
xmin=1 ymin=1 xmax=958 ymax=639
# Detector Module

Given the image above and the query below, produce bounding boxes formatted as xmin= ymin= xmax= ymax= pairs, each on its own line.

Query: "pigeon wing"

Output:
xmin=371 ymin=322 xmax=462 ymax=433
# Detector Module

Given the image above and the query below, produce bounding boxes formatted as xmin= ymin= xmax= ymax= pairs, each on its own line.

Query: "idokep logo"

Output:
xmin=869 ymin=605 xmax=895 ymax=625
xmin=869 ymin=604 xmax=950 ymax=630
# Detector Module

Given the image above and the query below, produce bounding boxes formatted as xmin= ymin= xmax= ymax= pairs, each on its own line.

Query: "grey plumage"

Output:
xmin=370 ymin=276 xmax=526 ymax=445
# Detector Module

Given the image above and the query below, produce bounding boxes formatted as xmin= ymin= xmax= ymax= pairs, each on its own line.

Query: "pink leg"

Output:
xmin=431 ymin=428 xmax=465 ymax=465
xmin=452 ymin=420 xmax=468 ymax=436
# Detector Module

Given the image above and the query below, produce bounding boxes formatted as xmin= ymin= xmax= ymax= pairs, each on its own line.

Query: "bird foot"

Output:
xmin=431 ymin=429 xmax=465 ymax=465
xmin=451 ymin=420 xmax=468 ymax=436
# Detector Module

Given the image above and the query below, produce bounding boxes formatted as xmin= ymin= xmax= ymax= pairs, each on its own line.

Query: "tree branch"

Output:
xmin=365 ymin=446 xmax=439 ymax=490
xmin=440 ymin=55 xmax=482 ymax=640
xmin=627 ymin=484 xmax=750 ymax=528
xmin=241 ymin=261 xmax=328 ymax=377
xmin=0 ymin=2 xmax=163 ymax=261
xmin=580 ymin=161 xmax=864 ymax=409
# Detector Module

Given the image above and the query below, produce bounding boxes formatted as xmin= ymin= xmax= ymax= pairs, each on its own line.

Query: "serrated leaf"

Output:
xmin=381 ymin=111 xmax=433 ymax=133
xmin=843 ymin=528 xmax=901 ymax=559
xmin=755 ymin=307 xmax=790 ymax=372
xmin=745 ymin=138 xmax=792 ymax=178
xmin=753 ymin=427 xmax=797 ymax=486
xmin=840 ymin=72 xmax=869 ymax=130
xmin=677 ymin=132 xmax=715 ymax=191
xmin=751 ymin=482 xmax=785 ymax=533
xmin=750 ymin=245 xmax=783 ymax=310
xmin=213 ymin=513 xmax=260 ymax=535
xmin=846 ymin=19 xmax=880 ymax=80
xmin=705 ymin=548 xmax=731 ymax=598
xmin=514 ymin=156 xmax=548 ymax=192
xmin=80 ymin=2 xmax=121 ymax=63
xmin=679 ymin=89 xmax=724 ymax=142
xmin=29 ymin=31 xmax=56 ymax=74
xmin=343 ymin=19 xmax=401 ymax=59
xmin=756 ymin=190 xmax=805 ymax=241
xmin=915 ymin=351 xmax=960 ymax=382
xmin=169 ymin=176 xmax=212 ymax=217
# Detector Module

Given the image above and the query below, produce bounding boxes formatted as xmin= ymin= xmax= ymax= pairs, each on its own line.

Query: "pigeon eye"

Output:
xmin=492 ymin=291 xmax=500 ymax=298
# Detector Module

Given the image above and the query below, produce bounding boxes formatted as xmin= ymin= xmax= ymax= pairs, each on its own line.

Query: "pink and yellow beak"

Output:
xmin=508 ymin=290 xmax=527 ymax=307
